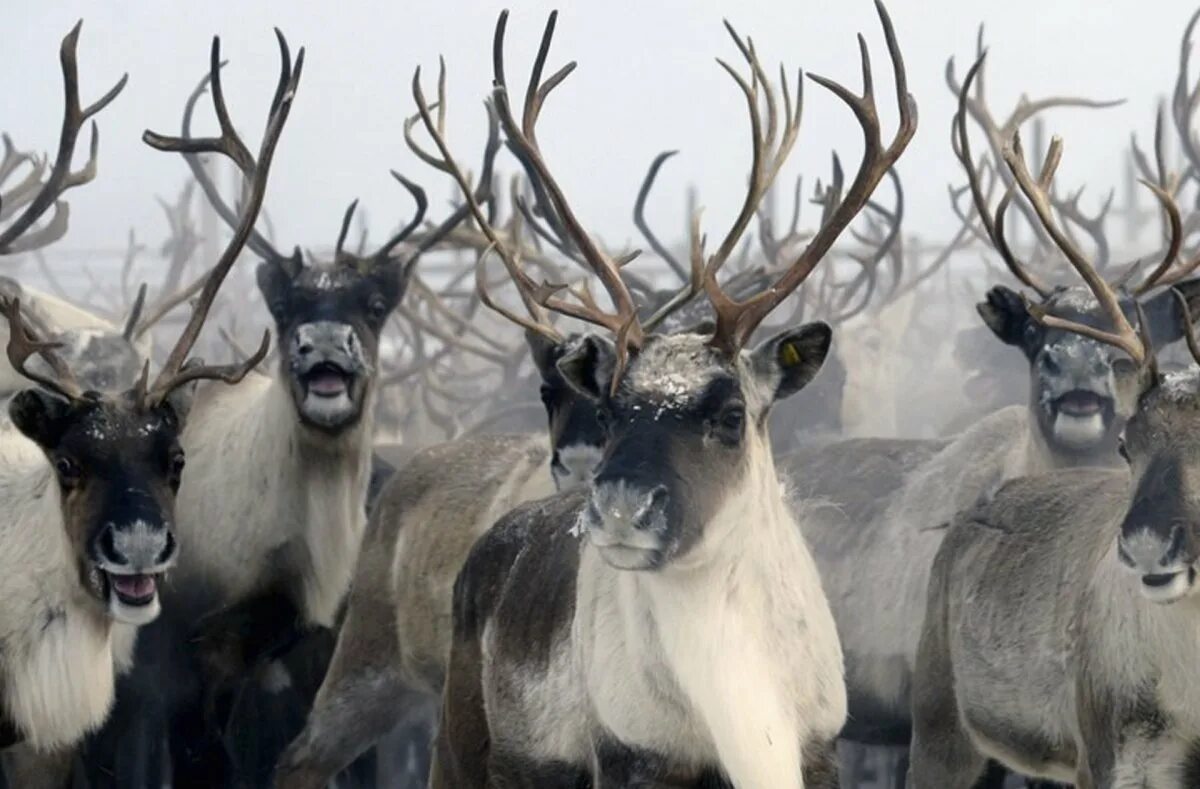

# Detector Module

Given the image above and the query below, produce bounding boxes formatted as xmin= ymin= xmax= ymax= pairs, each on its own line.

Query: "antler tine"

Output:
xmin=368 ymin=174 xmax=428 ymax=263
xmin=475 ymin=244 xmax=564 ymax=343
xmin=0 ymin=296 xmax=84 ymax=400
xmin=1053 ymin=185 xmax=1114 ymax=272
xmin=1173 ymin=287 xmax=1200 ymax=368
xmin=397 ymin=92 xmax=501 ymax=274
xmin=0 ymin=135 xmax=36 ymax=188
xmin=702 ymin=21 xmax=804 ymax=295
xmin=1172 ymin=7 xmax=1200 ymax=181
xmin=706 ymin=0 xmax=916 ymax=355
xmin=156 ymin=329 xmax=271 ymax=393
xmin=0 ymin=22 xmax=127 ymax=254
xmin=1131 ymin=180 xmax=1184 ymax=295
xmin=0 ymin=156 xmax=50 ymax=222
xmin=334 ymin=199 xmax=359 ymax=260
xmin=166 ymin=45 xmax=289 ymax=262
xmin=143 ymin=29 xmax=302 ymax=404
xmin=122 ymin=283 xmax=148 ymax=340
xmin=492 ymin=11 xmax=643 ymax=350
xmin=633 ymin=150 xmax=689 ymax=282
xmin=953 ymin=54 xmax=1053 ymax=298
xmin=1002 ymin=131 xmax=1146 ymax=365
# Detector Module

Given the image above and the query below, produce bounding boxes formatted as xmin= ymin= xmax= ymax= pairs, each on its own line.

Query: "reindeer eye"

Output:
xmin=170 ymin=452 xmax=186 ymax=479
xmin=1118 ymin=436 xmax=1130 ymax=463
xmin=54 ymin=456 xmax=80 ymax=483
xmin=368 ymin=296 xmax=388 ymax=321
xmin=539 ymin=384 xmax=555 ymax=406
xmin=721 ymin=407 xmax=746 ymax=432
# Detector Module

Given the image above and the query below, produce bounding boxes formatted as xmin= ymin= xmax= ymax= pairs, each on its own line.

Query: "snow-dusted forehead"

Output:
xmin=623 ymin=334 xmax=730 ymax=407
xmin=1046 ymin=286 xmax=1102 ymax=314
xmin=72 ymin=404 xmax=169 ymax=446
xmin=295 ymin=265 xmax=363 ymax=292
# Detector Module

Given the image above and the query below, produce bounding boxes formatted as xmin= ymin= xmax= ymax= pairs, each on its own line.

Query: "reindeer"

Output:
xmin=78 ymin=26 xmax=504 ymax=788
xmin=0 ymin=15 xmax=291 ymax=781
xmin=908 ymin=122 xmax=1200 ymax=788
xmin=274 ymin=123 xmax=715 ymax=786
xmin=782 ymin=49 xmax=1200 ymax=789
xmin=428 ymin=4 xmax=915 ymax=786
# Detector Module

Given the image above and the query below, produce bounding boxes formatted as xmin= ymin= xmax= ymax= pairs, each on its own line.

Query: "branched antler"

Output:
xmin=702 ymin=0 xmax=917 ymax=355
xmin=0 ymin=22 xmax=127 ymax=254
xmin=141 ymin=29 xmax=302 ymax=405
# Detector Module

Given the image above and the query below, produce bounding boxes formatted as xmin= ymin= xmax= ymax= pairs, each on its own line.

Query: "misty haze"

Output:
xmin=1 ymin=1 xmax=1199 ymax=787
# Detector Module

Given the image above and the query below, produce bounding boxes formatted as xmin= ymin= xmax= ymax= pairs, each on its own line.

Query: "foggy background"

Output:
xmin=7 ymin=0 xmax=1194 ymax=261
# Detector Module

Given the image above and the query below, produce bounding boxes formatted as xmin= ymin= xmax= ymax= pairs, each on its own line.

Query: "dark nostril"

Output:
xmin=1165 ymin=524 xmax=1187 ymax=566
xmin=158 ymin=532 xmax=177 ymax=565
xmin=99 ymin=525 xmax=119 ymax=562
xmin=648 ymin=485 xmax=669 ymax=512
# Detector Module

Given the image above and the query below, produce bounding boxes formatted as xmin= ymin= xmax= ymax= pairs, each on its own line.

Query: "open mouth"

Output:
xmin=102 ymin=571 xmax=161 ymax=607
xmin=303 ymin=362 xmax=353 ymax=398
xmin=1054 ymin=390 xmax=1108 ymax=417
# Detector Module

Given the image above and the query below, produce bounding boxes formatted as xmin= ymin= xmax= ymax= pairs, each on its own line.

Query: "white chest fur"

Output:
xmin=573 ymin=493 xmax=846 ymax=786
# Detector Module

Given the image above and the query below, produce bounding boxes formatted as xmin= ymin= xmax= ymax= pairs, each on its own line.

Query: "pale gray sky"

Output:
xmin=8 ymin=0 xmax=1198 ymax=257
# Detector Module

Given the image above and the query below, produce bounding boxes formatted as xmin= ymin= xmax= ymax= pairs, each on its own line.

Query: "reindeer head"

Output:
xmin=0 ymin=25 xmax=298 ymax=623
xmin=525 ymin=331 xmax=605 ymax=489
xmin=561 ymin=325 xmax=830 ymax=569
xmin=421 ymin=4 xmax=913 ymax=569
xmin=257 ymin=249 xmax=408 ymax=433
xmin=1116 ymin=359 xmax=1200 ymax=604
xmin=977 ymin=283 xmax=1200 ymax=455
xmin=952 ymin=51 xmax=1200 ymax=457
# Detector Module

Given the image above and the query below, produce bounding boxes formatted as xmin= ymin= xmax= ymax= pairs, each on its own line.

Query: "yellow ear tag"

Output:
xmin=780 ymin=341 xmax=802 ymax=368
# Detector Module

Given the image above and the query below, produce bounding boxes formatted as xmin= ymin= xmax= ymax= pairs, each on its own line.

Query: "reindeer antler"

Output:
xmin=702 ymin=0 xmax=917 ymax=355
xmin=141 ymin=29 xmax=301 ymax=405
xmin=0 ymin=297 xmax=83 ymax=400
xmin=1003 ymin=131 xmax=1153 ymax=368
xmin=0 ymin=22 xmax=127 ymax=254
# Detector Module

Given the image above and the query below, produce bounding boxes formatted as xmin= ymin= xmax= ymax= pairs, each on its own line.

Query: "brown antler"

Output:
xmin=703 ymin=0 xmax=917 ymax=355
xmin=491 ymin=10 xmax=644 ymax=359
xmin=141 ymin=29 xmax=302 ymax=405
xmin=1003 ymin=132 xmax=1152 ymax=366
xmin=0 ymin=296 xmax=84 ymax=400
xmin=0 ymin=22 xmax=127 ymax=254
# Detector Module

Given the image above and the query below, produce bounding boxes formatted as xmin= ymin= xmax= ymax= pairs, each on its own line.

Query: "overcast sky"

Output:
xmin=8 ymin=1 xmax=1200 ymax=260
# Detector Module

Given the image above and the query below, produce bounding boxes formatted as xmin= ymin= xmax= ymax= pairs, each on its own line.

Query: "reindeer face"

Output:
xmin=560 ymin=326 xmax=829 ymax=571
xmin=979 ymin=285 xmax=1132 ymax=455
xmin=8 ymin=389 xmax=190 ymax=626
xmin=258 ymin=258 xmax=405 ymax=433
xmin=526 ymin=332 xmax=605 ymax=491
xmin=1116 ymin=369 xmax=1200 ymax=604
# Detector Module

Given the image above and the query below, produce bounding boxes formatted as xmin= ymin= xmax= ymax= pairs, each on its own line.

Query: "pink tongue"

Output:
xmin=111 ymin=575 xmax=155 ymax=599
xmin=308 ymin=373 xmax=346 ymax=396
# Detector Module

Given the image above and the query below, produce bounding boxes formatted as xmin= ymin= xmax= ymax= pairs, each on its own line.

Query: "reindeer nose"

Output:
xmin=1119 ymin=523 xmax=1189 ymax=571
xmin=94 ymin=521 xmax=176 ymax=571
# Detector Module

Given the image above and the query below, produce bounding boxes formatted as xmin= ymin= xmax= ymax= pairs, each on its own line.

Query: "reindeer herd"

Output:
xmin=6 ymin=2 xmax=1200 ymax=788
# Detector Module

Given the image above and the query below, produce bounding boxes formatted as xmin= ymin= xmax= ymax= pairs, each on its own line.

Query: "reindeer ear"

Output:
xmin=976 ymin=285 xmax=1030 ymax=347
xmin=1140 ymin=278 xmax=1200 ymax=347
xmin=256 ymin=261 xmax=291 ymax=321
xmin=375 ymin=257 xmax=414 ymax=308
xmin=556 ymin=335 xmax=615 ymax=402
xmin=9 ymin=388 xmax=73 ymax=449
xmin=749 ymin=321 xmax=832 ymax=403
xmin=525 ymin=330 xmax=561 ymax=381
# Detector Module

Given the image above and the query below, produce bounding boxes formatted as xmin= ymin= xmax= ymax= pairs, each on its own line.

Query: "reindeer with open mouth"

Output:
xmin=0 ymin=16 xmax=292 ymax=783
